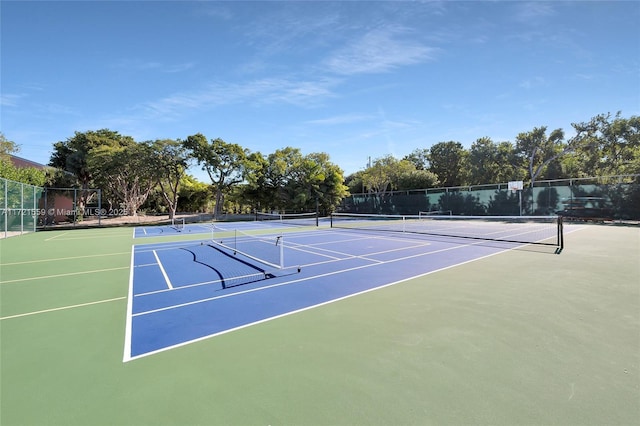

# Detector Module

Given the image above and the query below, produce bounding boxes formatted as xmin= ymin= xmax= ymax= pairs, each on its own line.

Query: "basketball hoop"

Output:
xmin=508 ymin=181 xmax=524 ymax=192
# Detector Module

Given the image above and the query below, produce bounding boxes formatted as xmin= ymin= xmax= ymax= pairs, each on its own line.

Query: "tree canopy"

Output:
xmin=3 ymin=110 xmax=632 ymax=219
xmin=351 ymin=112 xmax=639 ymax=196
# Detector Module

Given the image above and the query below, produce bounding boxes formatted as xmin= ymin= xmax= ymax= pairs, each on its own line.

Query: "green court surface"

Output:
xmin=1 ymin=224 xmax=638 ymax=425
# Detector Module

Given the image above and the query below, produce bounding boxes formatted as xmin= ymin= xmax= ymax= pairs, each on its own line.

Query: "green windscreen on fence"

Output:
xmin=339 ymin=175 xmax=640 ymax=220
xmin=0 ymin=177 xmax=43 ymax=238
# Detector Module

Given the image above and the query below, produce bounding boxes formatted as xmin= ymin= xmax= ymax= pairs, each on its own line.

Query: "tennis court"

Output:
xmin=1 ymin=218 xmax=639 ymax=425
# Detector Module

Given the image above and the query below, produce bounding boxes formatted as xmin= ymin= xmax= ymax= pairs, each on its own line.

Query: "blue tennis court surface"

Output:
xmin=124 ymin=225 xmax=549 ymax=361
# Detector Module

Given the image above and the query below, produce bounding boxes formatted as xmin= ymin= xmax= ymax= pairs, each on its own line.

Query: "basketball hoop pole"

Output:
xmin=508 ymin=181 xmax=524 ymax=216
xmin=519 ymin=190 xmax=522 ymax=216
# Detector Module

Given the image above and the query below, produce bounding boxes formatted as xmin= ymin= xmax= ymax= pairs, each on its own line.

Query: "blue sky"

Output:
xmin=2 ymin=1 xmax=639 ymax=180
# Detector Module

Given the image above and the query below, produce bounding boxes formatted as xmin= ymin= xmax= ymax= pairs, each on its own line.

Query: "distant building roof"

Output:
xmin=9 ymin=155 xmax=50 ymax=170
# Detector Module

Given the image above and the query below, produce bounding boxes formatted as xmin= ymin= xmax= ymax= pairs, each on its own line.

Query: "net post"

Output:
xmin=330 ymin=214 xmax=334 ymax=228
xmin=279 ymin=235 xmax=284 ymax=269
xmin=558 ymin=215 xmax=564 ymax=251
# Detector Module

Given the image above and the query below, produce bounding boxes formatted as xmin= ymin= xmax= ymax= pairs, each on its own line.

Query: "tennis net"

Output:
xmin=256 ymin=212 xmax=318 ymax=227
xmin=170 ymin=217 xmax=185 ymax=231
xmin=331 ymin=213 xmax=564 ymax=250
xmin=211 ymin=227 xmax=285 ymax=270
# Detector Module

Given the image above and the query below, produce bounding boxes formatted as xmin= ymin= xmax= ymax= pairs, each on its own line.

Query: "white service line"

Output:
xmin=153 ymin=250 xmax=173 ymax=290
xmin=0 ymin=296 xmax=127 ymax=321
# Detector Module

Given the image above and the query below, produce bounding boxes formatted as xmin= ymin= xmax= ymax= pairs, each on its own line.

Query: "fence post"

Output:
xmin=3 ymin=179 xmax=7 ymax=239
xmin=20 ymin=182 xmax=24 ymax=235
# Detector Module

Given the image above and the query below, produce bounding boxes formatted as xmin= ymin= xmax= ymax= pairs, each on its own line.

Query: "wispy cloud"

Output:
xmin=514 ymin=1 xmax=556 ymax=23
xmin=199 ymin=4 xmax=234 ymax=21
xmin=306 ymin=113 xmax=373 ymax=126
xmin=324 ymin=27 xmax=437 ymax=75
xmin=519 ymin=76 xmax=546 ymax=90
xmin=242 ymin=4 xmax=343 ymax=56
xmin=136 ymin=77 xmax=339 ymax=119
xmin=0 ymin=93 xmax=27 ymax=107
xmin=112 ymin=59 xmax=195 ymax=73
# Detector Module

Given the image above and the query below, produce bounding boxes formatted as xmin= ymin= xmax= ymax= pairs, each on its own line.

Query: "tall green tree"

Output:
xmin=469 ymin=137 xmax=522 ymax=184
xmin=149 ymin=139 xmax=190 ymax=219
xmin=514 ymin=127 xmax=567 ymax=185
xmin=293 ymin=152 xmax=348 ymax=215
xmin=361 ymin=155 xmax=415 ymax=194
xmin=184 ymin=134 xmax=247 ymax=218
xmin=88 ymin=141 xmax=156 ymax=216
xmin=428 ymin=141 xmax=470 ymax=187
xmin=177 ymin=175 xmax=212 ymax=213
xmin=567 ymin=112 xmax=640 ymax=176
xmin=264 ymin=147 xmax=303 ymax=211
xmin=50 ymin=129 xmax=134 ymax=215
xmin=403 ymin=148 xmax=430 ymax=170
xmin=241 ymin=151 xmax=271 ymax=212
xmin=344 ymin=170 xmax=366 ymax=194
xmin=241 ymin=148 xmax=347 ymax=214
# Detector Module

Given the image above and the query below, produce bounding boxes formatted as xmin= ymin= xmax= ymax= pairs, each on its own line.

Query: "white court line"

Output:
xmin=122 ymin=248 xmax=135 ymax=362
xmin=132 ymin=237 xmax=428 ymax=298
xmin=153 ymin=250 xmax=173 ymax=290
xmin=0 ymin=266 xmax=130 ymax=284
xmin=123 ymin=227 xmax=586 ymax=362
xmin=124 ymin=240 xmax=514 ymax=362
xmin=133 ymin=220 xmax=567 ymax=317
xmin=44 ymin=232 xmax=68 ymax=241
xmin=132 ymin=241 xmax=476 ymax=318
xmin=1 ymin=251 xmax=130 ymax=266
xmin=0 ymin=296 xmax=126 ymax=321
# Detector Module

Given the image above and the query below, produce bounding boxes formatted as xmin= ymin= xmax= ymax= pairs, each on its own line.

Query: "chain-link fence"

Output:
xmin=0 ymin=178 xmax=44 ymax=238
xmin=38 ymin=187 xmax=102 ymax=228
xmin=0 ymin=179 xmax=106 ymax=238
xmin=338 ymin=175 xmax=640 ymax=221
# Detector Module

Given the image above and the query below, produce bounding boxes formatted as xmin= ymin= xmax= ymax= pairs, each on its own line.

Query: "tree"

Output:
xmin=428 ymin=141 xmax=470 ymax=187
xmin=241 ymin=151 xmax=271 ymax=212
xmin=469 ymin=137 xmax=522 ymax=184
xmin=184 ymin=134 xmax=247 ymax=218
xmin=0 ymin=160 xmax=46 ymax=186
xmin=265 ymin=147 xmax=305 ymax=211
xmin=514 ymin=127 xmax=567 ymax=186
xmin=295 ymin=152 xmax=348 ymax=215
xmin=0 ymin=132 xmax=20 ymax=160
xmin=396 ymin=169 xmax=439 ymax=190
xmin=361 ymin=155 xmax=416 ymax=195
xmin=50 ymin=129 xmax=134 ymax=217
xmin=403 ymin=148 xmax=430 ymax=170
xmin=149 ymin=139 xmax=190 ymax=219
xmin=0 ymin=133 xmax=46 ymax=185
xmin=568 ymin=112 xmax=640 ymax=176
xmin=344 ymin=170 xmax=366 ymax=194
xmin=177 ymin=175 xmax=212 ymax=213
xmin=88 ymin=141 xmax=156 ymax=216
xmin=240 ymin=148 xmax=347 ymax=215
